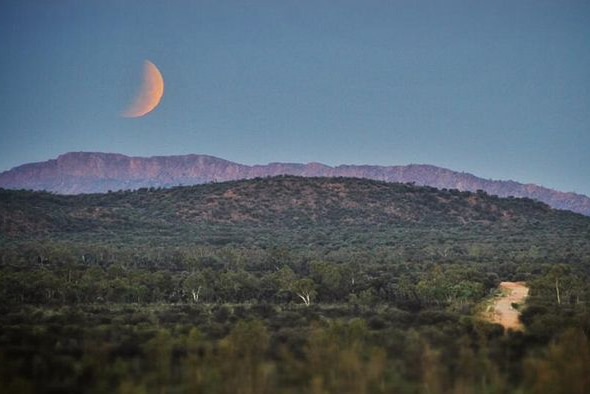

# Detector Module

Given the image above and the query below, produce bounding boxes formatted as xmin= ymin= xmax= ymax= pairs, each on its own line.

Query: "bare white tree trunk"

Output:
xmin=297 ymin=292 xmax=311 ymax=306
xmin=191 ymin=286 xmax=201 ymax=303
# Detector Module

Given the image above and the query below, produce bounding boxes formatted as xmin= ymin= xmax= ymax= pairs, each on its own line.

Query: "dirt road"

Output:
xmin=487 ymin=282 xmax=529 ymax=331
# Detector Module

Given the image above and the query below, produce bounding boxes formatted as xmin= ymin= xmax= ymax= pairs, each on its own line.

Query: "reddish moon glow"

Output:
xmin=122 ymin=60 xmax=164 ymax=118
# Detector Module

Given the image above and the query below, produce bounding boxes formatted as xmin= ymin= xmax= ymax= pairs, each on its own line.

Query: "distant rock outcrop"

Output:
xmin=1 ymin=152 xmax=589 ymax=216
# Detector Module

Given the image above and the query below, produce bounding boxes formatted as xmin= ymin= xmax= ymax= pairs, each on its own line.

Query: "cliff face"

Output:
xmin=1 ymin=152 xmax=589 ymax=216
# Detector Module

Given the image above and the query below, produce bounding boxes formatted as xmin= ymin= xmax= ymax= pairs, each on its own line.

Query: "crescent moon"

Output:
xmin=122 ymin=60 xmax=164 ymax=118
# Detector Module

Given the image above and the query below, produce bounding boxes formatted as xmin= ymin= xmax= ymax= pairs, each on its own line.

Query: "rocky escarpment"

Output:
xmin=1 ymin=152 xmax=589 ymax=216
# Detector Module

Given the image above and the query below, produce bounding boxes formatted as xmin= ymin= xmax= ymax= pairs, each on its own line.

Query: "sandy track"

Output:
xmin=487 ymin=282 xmax=529 ymax=331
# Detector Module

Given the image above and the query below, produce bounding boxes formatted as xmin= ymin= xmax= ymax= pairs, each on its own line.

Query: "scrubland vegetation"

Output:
xmin=1 ymin=177 xmax=589 ymax=393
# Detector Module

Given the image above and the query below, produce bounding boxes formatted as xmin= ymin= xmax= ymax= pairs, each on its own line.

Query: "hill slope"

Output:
xmin=1 ymin=152 xmax=588 ymax=216
xmin=2 ymin=176 xmax=589 ymax=264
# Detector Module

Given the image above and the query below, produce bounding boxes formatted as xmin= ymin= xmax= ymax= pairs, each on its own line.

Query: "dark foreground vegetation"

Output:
xmin=1 ymin=177 xmax=589 ymax=393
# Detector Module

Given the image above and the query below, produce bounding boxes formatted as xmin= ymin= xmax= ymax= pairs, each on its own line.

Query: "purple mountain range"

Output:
xmin=1 ymin=152 xmax=589 ymax=216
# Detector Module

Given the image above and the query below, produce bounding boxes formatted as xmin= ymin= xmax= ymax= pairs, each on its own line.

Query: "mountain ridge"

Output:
xmin=1 ymin=151 xmax=589 ymax=216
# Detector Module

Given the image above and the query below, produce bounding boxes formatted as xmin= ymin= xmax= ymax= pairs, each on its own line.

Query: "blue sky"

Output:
xmin=1 ymin=0 xmax=589 ymax=195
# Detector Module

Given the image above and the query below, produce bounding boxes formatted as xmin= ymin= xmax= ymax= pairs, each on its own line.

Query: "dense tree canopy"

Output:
xmin=1 ymin=177 xmax=589 ymax=392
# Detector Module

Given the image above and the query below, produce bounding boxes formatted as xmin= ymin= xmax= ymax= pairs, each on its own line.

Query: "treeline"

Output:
xmin=2 ymin=241 xmax=589 ymax=314
xmin=1 ymin=241 xmax=577 ymax=308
